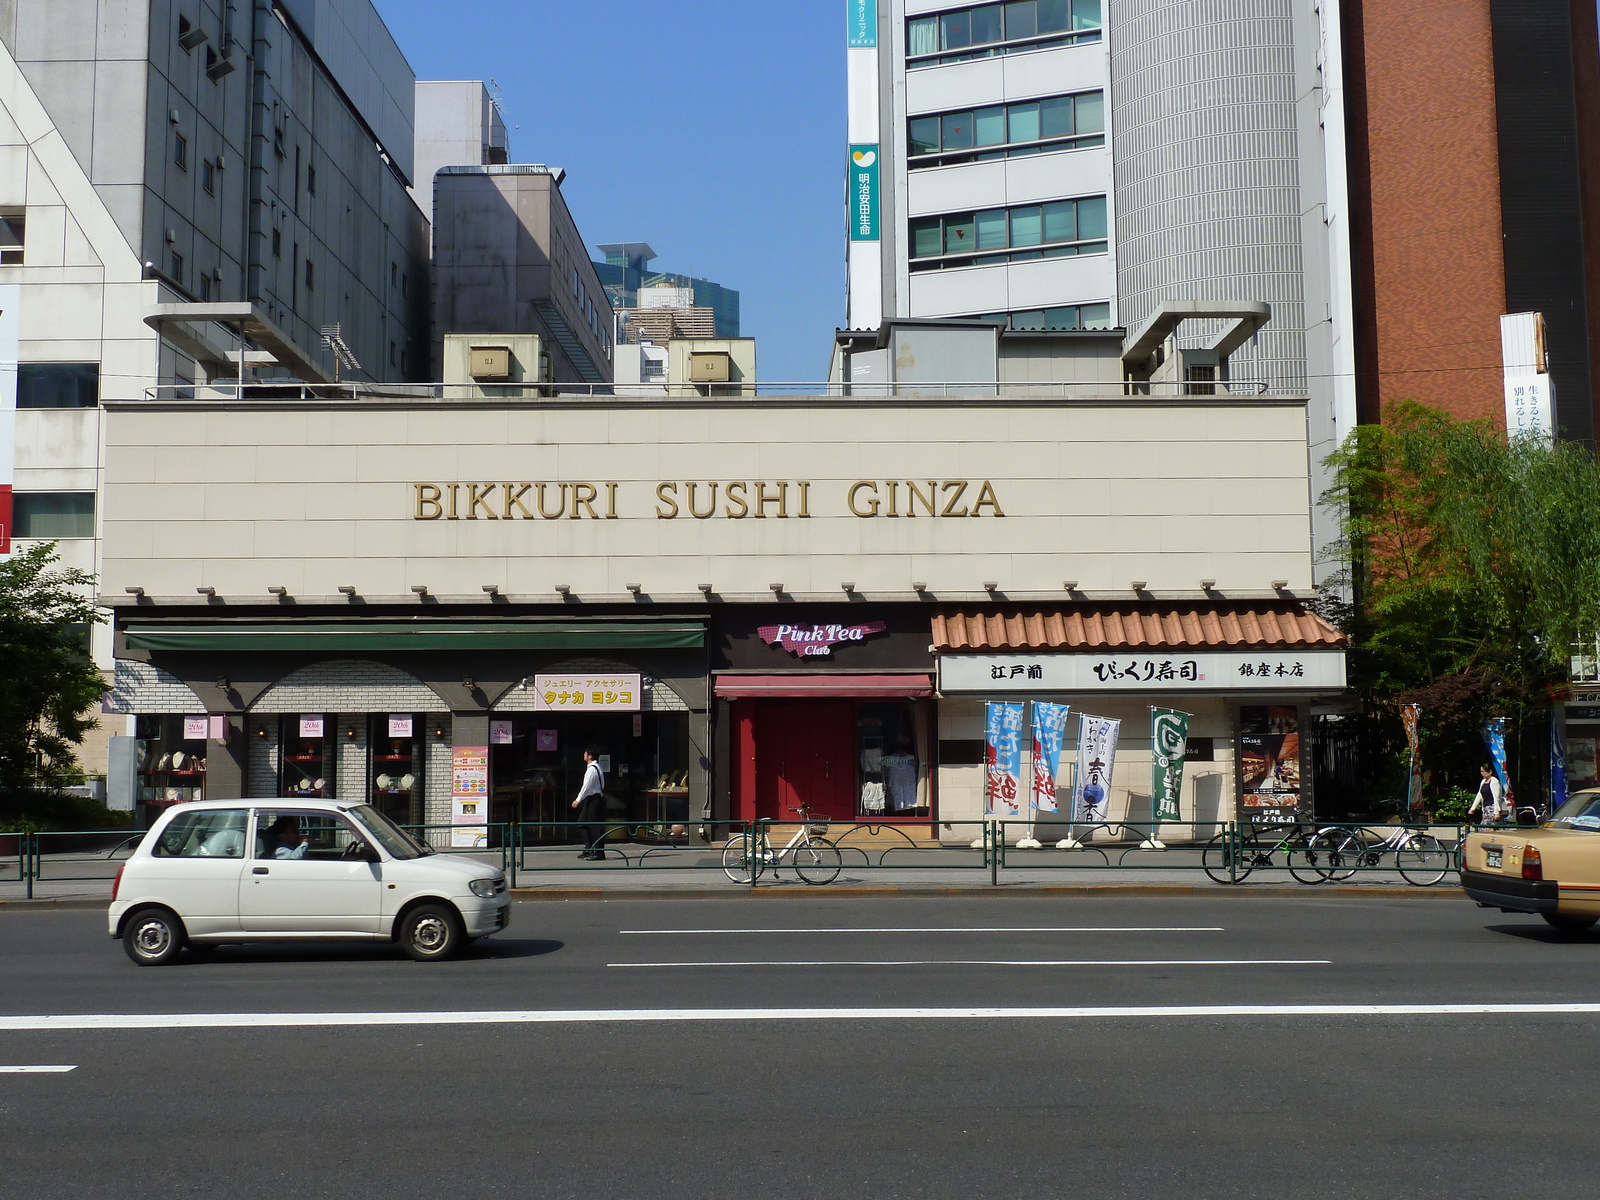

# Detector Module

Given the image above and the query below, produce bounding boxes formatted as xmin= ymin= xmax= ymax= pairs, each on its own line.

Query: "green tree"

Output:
xmin=0 ymin=542 xmax=106 ymax=807
xmin=1323 ymin=401 xmax=1600 ymax=806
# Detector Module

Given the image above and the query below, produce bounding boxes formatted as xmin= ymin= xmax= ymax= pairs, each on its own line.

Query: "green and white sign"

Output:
xmin=847 ymin=0 xmax=877 ymax=47
xmin=849 ymin=145 xmax=879 ymax=241
xmin=1151 ymin=707 xmax=1190 ymax=823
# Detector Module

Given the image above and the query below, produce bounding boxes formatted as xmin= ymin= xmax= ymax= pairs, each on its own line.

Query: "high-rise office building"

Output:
xmin=594 ymin=243 xmax=741 ymax=339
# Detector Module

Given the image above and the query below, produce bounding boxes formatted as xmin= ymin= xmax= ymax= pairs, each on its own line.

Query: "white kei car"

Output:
xmin=109 ymin=799 xmax=511 ymax=965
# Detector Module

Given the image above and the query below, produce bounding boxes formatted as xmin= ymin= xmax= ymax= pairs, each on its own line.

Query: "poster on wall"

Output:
xmin=489 ymin=719 xmax=513 ymax=745
xmin=0 ymin=283 xmax=18 ymax=556
xmin=1240 ymin=706 xmax=1302 ymax=821
xmin=450 ymin=745 xmax=489 ymax=847
xmin=388 ymin=715 xmax=414 ymax=738
xmin=183 ymin=717 xmax=209 ymax=740
xmin=298 ymin=715 xmax=325 ymax=738
xmin=1072 ymin=715 xmax=1120 ymax=822
xmin=984 ymin=701 xmax=1025 ymax=816
xmin=1031 ymin=702 xmax=1071 ymax=813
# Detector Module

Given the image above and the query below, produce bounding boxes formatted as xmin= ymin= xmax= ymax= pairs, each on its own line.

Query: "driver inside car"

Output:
xmin=267 ymin=815 xmax=310 ymax=859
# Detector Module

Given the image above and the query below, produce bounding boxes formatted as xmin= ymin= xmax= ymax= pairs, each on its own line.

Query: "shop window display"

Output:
xmin=490 ymin=712 xmax=691 ymax=841
xmin=369 ymin=713 xmax=423 ymax=826
xmin=279 ymin=714 xmax=335 ymax=798
xmin=135 ymin=714 xmax=208 ymax=824
xmin=857 ymin=703 xmax=925 ymax=816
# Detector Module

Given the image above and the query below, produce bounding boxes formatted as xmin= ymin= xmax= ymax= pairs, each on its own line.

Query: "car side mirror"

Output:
xmin=359 ymin=843 xmax=382 ymax=863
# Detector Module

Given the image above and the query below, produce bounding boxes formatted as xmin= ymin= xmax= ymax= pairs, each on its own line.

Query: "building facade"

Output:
xmin=594 ymin=242 xmax=741 ymax=340
xmin=0 ymin=0 xmax=430 ymax=716
xmin=95 ymin=381 xmax=1345 ymax=837
xmin=846 ymin=0 xmax=1357 ymax=568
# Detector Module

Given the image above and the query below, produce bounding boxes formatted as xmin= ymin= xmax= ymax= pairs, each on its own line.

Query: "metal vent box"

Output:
xmin=469 ymin=347 xmax=511 ymax=379
xmin=688 ymin=352 xmax=731 ymax=383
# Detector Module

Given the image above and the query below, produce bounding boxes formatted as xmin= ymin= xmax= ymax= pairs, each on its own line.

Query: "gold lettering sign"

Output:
xmin=412 ymin=480 xmax=1003 ymax=519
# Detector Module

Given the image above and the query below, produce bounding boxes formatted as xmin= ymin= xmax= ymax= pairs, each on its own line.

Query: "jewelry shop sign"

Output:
xmin=532 ymin=673 xmax=642 ymax=712
xmin=940 ymin=651 xmax=1347 ymax=694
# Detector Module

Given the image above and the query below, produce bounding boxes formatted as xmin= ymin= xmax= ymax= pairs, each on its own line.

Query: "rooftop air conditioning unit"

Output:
xmin=688 ymin=351 xmax=731 ymax=383
xmin=469 ymin=347 xmax=511 ymax=380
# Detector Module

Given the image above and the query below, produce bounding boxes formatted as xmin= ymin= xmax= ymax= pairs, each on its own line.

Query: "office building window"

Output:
xmin=17 ymin=363 xmax=99 ymax=409
xmin=908 ymin=195 xmax=1107 ymax=271
xmin=389 ymin=340 xmax=396 ymax=366
xmin=170 ymin=250 xmax=184 ymax=284
xmin=177 ymin=15 xmax=195 ymax=50
xmin=907 ymin=0 xmax=1101 ymax=66
xmin=305 ymin=258 xmax=314 ymax=290
xmin=198 ymin=272 xmax=212 ymax=301
xmin=391 ymin=262 xmax=398 ymax=287
xmin=976 ymin=302 xmax=1113 ymax=331
xmin=14 ymin=493 xmax=95 ymax=539
xmin=307 ymin=165 xmax=316 ymax=196
xmin=401 ymin=272 xmax=408 ymax=297
xmin=202 ymin=159 xmax=216 ymax=195
xmin=271 ymin=227 xmax=281 ymax=257
xmin=909 ymin=90 xmax=1104 ymax=167
xmin=0 ymin=210 xmax=23 ymax=264
xmin=174 ymin=133 xmax=188 ymax=171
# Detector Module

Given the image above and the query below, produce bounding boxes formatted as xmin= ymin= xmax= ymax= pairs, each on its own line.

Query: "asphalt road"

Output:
xmin=2 ymin=894 xmax=1597 ymax=1199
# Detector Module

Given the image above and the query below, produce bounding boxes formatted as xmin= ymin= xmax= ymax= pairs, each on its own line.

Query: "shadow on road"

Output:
xmin=1485 ymin=923 xmax=1600 ymax=944
xmin=170 ymin=937 xmax=565 ymax=966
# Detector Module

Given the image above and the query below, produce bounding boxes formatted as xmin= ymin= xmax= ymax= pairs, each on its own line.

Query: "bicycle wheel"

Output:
xmin=792 ymin=839 xmax=842 ymax=885
xmin=1396 ymin=834 xmax=1450 ymax=886
xmin=1287 ymin=831 xmax=1328 ymax=885
xmin=1311 ymin=829 xmax=1364 ymax=883
xmin=1203 ymin=832 xmax=1251 ymax=883
xmin=721 ymin=832 xmax=763 ymax=884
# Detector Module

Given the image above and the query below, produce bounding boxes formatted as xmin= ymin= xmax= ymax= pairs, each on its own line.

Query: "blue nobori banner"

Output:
xmin=984 ymin=701 xmax=1026 ymax=817
xmin=849 ymin=145 xmax=879 ymax=241
xmin=847 ymin=0 xmax=877 ymax=47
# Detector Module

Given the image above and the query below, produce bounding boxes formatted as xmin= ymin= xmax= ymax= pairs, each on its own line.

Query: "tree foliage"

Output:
xmin=0 ymin=542 xmax=106 ymax=802
xmin=1323 ymin=401 xmax=1600 ymax=801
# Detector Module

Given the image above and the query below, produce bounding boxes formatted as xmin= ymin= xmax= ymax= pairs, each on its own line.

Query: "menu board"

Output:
xmin=1240 ymin=705 xmax=1303 ymax=821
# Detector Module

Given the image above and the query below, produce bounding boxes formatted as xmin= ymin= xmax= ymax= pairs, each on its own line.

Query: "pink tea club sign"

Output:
xmin=759 ymin=621 xmax=887 ymax=658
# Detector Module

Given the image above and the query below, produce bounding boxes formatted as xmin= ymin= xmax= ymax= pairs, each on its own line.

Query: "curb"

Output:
xmin=505 ymin=884 xmax=1462 ymax=901
xmin=0 ymin=898 xmax=108 ymax=911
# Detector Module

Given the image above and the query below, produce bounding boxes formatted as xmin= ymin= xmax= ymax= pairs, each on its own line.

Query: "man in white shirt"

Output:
xmin=571 ymin=747 xmax=607 ymax=859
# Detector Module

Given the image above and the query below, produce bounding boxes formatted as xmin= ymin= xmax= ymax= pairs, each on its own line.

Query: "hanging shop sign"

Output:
xmin=847 ymin=0 xmax=876 ymax=47
xmin=1072 ymin=715 xmax=1120 ymax=822
xmin=759 ymin=621 xmax=887 ymax=658
xmin=1031 ymin=701 xmax=1071 ymax=814
xmin=849 ymin=145 xmax=879 ymax=241
xmin=984 ymin=701 xmax=1025 ymax=817
xmin=940 ymin=651 xmax=1346 ymax=694
xmin=532 ymin=673 xmax=641 ymax=712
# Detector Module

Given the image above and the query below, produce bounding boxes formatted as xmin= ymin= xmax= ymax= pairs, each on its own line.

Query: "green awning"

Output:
xmin=123 ymin=620 xmax=707 ymax=653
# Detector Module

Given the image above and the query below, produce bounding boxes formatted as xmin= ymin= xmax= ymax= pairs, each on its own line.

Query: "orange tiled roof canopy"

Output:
xmin=932 ymin=605 xmax=1347 ymax=652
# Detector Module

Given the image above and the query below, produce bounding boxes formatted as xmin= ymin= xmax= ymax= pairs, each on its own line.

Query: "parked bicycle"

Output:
xmin=1203 ymin=821 xmax=1327 ymax=884
xmin=1308 ymin=823 xmax=1452 ymax=886
xmin=721 ymin=807 xmax=842 ymax=885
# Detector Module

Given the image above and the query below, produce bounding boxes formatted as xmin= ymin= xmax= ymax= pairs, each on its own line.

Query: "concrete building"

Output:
xmin=430 ymin=165 xmax=614 ymax=384
xmin=614 ymin=336 xmax=758 ymax=395
xmin=94 ymin=358 xmax=1344 ymax=830
xmin=847 ymin=0 xmax=1358 ymax=568
xmin=594 ymin=242 xmax=741 ymax=339
xmin=0 ymin=0 xmax=430 ymax=721
xmin=411 ymin=80 xmax=508 ymax=214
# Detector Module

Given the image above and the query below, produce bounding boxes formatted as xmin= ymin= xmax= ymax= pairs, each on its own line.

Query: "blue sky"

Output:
xmin=374 ymin=0 xmax=846 ymax=382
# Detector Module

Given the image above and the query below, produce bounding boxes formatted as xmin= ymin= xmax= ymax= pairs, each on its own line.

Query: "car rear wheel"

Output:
xmin=399 ymin=903 xmax=464 ymax=961
xmin=1541 ymin=912 xmax=1599 ymax=934
xmin=122 ymin=907 xmax=186 ymax=966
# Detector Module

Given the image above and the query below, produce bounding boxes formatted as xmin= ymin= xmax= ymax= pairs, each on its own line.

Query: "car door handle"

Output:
xmin=252 ymin=867 xmax=269 ymax=875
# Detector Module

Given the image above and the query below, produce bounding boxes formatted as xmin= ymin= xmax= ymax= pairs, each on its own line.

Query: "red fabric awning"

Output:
xmin=714 ymin=674 xmax=934 ymax=699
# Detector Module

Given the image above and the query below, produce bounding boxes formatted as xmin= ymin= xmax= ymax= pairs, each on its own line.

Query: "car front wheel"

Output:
xmin=122 ymin=907 xmax=186 ymax=966
xmin=398 ymin=903 xmax=464 ymax=961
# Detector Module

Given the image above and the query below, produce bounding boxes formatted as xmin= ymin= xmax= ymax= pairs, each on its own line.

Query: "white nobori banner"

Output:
xmin=940 ymin=650 xmax=1346 ymax=694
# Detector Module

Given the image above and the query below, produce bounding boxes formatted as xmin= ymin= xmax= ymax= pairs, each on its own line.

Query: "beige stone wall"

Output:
xmin=100 ymin=394 xmax=1313 ymax=603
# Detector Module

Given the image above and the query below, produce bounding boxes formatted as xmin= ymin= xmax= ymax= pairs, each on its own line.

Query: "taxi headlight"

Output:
xmin=469 ymin=877 xmax=503 ymax=898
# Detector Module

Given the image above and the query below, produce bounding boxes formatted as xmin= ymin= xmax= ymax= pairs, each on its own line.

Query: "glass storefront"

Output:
xmin=135 ymin=714 xmax=209 ymax=824
xmin=368 ymin=713 xmax=423 ymax=826
xmin=490 ymin=712 xmax=691 ymax=840
xmin=857 ymin=702 xmax=926 ymax=816
xmin=279 ymin=714 xmax=335 ymax=798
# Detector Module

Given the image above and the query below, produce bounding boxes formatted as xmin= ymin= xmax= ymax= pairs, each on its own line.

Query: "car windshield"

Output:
xmin=1547 ymin=792 xmax=1600 ymax=831
xmin=348 ymin=804 xmax=434 ymax=859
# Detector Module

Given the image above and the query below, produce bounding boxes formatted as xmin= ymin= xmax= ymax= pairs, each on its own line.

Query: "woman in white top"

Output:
xmin=1468 ymin=763 xmax=1506 ymax=824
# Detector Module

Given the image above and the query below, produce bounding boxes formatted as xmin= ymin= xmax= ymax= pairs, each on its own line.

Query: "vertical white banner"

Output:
xmin=0 ymin=283 xmax=19 ymax=555
xmin=1072 ymin=715 xmax=1121 ymax=822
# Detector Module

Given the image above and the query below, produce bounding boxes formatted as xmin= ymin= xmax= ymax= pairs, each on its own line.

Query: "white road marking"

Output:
xmin=618 ymin=927 xmax=1227 ymax=935
xmin=0 ymin=1065 xmax=76 ymax=1072
xmin=0 ymin=1004 xmax=1597 ymax=1030
xmin=608 ymin=958 xmax=1328 ymax=969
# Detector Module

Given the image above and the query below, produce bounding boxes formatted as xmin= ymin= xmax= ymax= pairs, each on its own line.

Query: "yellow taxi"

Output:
xmin=1460 ymin=789 xmax=1600 ymax=933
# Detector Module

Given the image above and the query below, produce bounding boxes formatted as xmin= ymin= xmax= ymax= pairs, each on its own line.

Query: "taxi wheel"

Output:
xmin=399 ymin=903 xmax=464 ymax=961
xmin=1541 ymin=912 xmax=1598 ymax=934
xmin=122 ymin=907 xmax=186 ymax=966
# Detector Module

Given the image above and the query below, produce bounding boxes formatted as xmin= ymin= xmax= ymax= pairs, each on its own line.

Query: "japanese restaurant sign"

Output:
xmin=984 ymin=701 xmax=1025 ymax=817
xmin=1031 ymin=701 xmax=1071 ymax=814
xmin=1072 ymin=715 xmax=1120 ymax=822
xmin=532 ymin=673 xmax=641 ymax=712
xmin=940 ymin=651 xmax=1346 ymax=693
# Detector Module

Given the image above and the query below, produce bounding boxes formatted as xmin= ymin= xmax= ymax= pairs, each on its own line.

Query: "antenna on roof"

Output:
xmin=320 ymin=323 xmax=361 ymax=383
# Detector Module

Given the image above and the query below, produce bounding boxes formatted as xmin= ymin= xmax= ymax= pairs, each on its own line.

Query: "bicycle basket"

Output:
xmin=805 ymin=817 xmax=831 ymax=836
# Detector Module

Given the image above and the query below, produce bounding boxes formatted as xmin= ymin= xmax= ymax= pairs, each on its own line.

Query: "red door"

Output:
xmin=752 ymin=701 xmax=857 ymax=821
